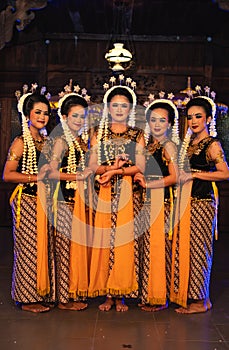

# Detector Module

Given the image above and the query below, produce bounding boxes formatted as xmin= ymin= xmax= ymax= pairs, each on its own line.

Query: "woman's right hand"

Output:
xmin=37 ymin=164 xmax=51 ymax=181
xmin=179 ymin=170 xmax=193 ymax=183
xmin=134 ymin=172 xmax=146 ymax=188
xmin=47 ymin=167 xmax=60 ymax=180
xmin=97 ymin=170 xmax=115 ymax=186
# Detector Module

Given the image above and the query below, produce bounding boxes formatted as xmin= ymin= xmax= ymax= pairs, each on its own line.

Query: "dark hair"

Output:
xmin=107 ymin=87 xmax=133 ymax=105
xmin=23 ymin=93 xmax=51 ymax=117
xmin=186 ymin=97 xmax=212 ymax=118
xmin=60 ymin=94 xmax=88 ymax=116
xmin=146 ymin=102 xmax=175 ymax=126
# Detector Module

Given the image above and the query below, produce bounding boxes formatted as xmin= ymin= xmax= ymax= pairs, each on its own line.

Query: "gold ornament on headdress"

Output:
xmin=57 ymin=80 xmax=90 ymax=189
xmin=144 ymin=92 xmax=180 ymax=146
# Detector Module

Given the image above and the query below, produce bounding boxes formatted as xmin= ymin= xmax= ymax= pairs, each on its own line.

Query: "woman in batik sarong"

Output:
xmin=49 ymin=90 xmax=92 ymax=310
xmin=170 ymin=95 xmax=229 ymax=314
xmin=88 ymin=79 xmax=145 ymax=311
xmin=3 ymin=89 xmax=55 ymax=313
xmin=134 ymin=98 xmax=179 ymax=312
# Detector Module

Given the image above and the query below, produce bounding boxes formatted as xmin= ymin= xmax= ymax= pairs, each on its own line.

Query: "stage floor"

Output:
xmin=0 ymin=227 xmax=228 ymax=350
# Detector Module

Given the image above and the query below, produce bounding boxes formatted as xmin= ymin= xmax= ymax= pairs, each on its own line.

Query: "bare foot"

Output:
xmin=21 ymin=303 xmax=50 ymax=313
xmin=58 ymin=301 xmax=87 ymax=311
xmin=141 ymin=302 xmax=168 ymax=312
xmin=137 ymin=302 xmax=144 ymax=308
xmin=175 ymin=299 xmax=212 ymax=314
xmin=99 ymin=297 xmax=114 ymax=311
xmin=115 ymin=298 xmax=128 ymax=312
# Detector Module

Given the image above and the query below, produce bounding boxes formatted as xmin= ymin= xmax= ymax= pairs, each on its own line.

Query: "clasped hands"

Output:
xmin=98 ymin=154 xmax=129 ymax=186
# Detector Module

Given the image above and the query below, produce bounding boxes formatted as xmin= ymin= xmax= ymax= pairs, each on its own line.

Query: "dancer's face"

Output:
xmin=65 ymin=105 xmax=86 ymax=133
xmin=148 ymin=108 xmax=170 ymax=139
xmin=187 ymin=106 xmax=211 ymax=134
xmin=28 ymin=102 xmax=50 ymax=130
xmin=108 ymin=95 xmax=131 ymax=124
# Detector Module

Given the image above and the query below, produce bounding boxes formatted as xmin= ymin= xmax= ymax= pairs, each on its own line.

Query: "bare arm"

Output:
xmin=97 ymin=135 xmax=146 ymax=185
xmin=49 ymin=138 xmax=92 ymax=181
xmin=3 ymin=138 xmax=46 ymax=183
xmin=193 ymin=141 xmax=229 ymax=182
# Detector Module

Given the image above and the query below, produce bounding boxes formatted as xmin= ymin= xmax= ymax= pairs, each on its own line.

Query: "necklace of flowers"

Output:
xmin=96 ymin=109 xmax=111 ymax=166
xmin=61 ymin=120 xmax=86 ymax=190
xmin=178 ymin=127 xmax=193 ymax=170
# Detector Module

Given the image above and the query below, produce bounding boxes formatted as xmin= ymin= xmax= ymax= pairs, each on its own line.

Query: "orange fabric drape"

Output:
xmin=88 ymin=183 xmax=112 ymax=297
xmin=69 ymin=181 xmax=89 ymax=298
xmin=10 ymin=184 xmax=23 ymax=229
xmin=147 ymin=187 xmax=166 ymax=305
xmin=107 ymin=176 xmax=138 ymax=295
xmin=170 ymin=181 xmax=192 ymax=308
xmin=37 ymin=181 xmax=50 ymax=296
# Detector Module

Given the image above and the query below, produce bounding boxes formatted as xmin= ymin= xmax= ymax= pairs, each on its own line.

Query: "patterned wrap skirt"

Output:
xmin=173 ymin=199 xmax=216 ymax=301
xmin=55 ymin=201 xmax=74 ymax=303
xmin=139 ymin=201 xmax=172 ymax=305
xmin=11 ymin=192 xmax=55 ymax=304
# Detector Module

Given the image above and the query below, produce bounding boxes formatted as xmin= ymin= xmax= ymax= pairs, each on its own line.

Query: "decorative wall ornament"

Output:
xmin=0 ymin=0 xmax=47 ymax=50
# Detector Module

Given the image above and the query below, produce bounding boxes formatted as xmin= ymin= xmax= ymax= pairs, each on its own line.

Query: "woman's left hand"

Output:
xmin=38 ymin=164 xmax=51 ymax=181
xmin=113 ymin=154 xmax=129 ymax=169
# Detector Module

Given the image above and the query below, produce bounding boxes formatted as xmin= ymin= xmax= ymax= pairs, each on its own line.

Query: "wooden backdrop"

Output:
xmin=0 ymin=32 xmax=229 ymax=229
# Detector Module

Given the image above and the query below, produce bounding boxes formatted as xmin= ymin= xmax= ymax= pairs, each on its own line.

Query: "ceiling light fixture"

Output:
xmin=105 ymin=42 xmax=132 ymax=71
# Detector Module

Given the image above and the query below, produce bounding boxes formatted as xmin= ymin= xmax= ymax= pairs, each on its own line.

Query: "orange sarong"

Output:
xmin=146 ymin=187 xmax=166 ymax=305
xmin=69 ymin=181 xmax=89 ymax=298
xmin=170 ymin=181 xmax=192 ymax=308
xmin=89 ymin=176 xmax=138 ymax=297
xmin=37 ymin=181 xmax=50 ymax=296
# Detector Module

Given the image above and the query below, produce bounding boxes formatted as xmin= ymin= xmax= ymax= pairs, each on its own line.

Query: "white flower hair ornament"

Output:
xmin=194 ymin=85 xmax=217 ymax=137
xmin=144 ymin=98 xmax=180 ymax=146
xmin=197 ymin=96 xmax=217 ymax=137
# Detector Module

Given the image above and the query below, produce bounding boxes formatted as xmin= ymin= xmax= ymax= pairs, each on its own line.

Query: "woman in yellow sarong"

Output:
xmin=170 ymin=95 xmax=229 ymax=314
xmin=3 ymin=87 xmax=55 ymax=313
xmin=88 ymin=79 xmax=145 ymax=311
xmin=48 ymin=88 xmax=92 ymax=311
xmin=134 ymin=98 xmax=179 ymax=312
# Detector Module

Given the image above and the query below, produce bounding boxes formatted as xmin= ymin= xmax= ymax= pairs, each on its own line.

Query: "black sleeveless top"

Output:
xmin=145 ymin=137 xmax=175 ymax=200
xmin=187 ymin=136 xmax=217 ymax=200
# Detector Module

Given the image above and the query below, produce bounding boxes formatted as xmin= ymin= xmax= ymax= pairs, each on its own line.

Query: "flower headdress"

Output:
xmin=57 ymin=80 xmax=90 ymax=189
xmin=15 ymin=83 xmax=51 ymax=182
xmin=194 ymin=85 xmax=217 ymax=137
xmin=143 ymin=91 xmax=180 ymax=146
xmin=96 ymin=75 xmax=137 ymax=165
